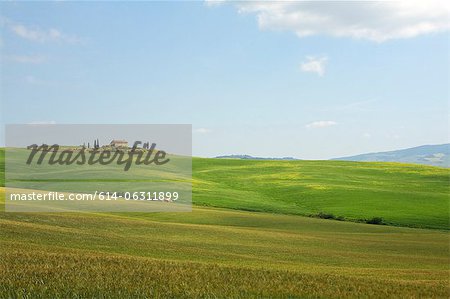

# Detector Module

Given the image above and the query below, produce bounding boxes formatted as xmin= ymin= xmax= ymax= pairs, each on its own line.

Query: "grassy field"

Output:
xmin=1 ymin=192 xmax=449 ymax=298
xmin=4 ymin=149 xmax=449 ymax=229
xmin=193 ymin=158 xmax=449 ymax=230
xmin=0 ymin=149 xmax=449 ymax=297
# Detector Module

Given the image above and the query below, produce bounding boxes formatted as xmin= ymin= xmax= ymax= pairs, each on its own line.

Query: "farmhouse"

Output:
xmin=110 ymin=139 xmax=128 ymax=148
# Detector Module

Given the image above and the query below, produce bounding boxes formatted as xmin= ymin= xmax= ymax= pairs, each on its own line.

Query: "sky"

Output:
xmin=0 ymin=1 xmax=449 ymax=159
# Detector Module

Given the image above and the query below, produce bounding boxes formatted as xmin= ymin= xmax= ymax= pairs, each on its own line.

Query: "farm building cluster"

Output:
xmin=80 ymin=140 xmax=153 ymax=151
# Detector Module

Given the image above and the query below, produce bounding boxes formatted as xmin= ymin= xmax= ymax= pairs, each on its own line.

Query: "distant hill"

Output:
xmin=332 ymin=144 xmax=450 ymax=167
xmin=215 ymin=154 xmax=299 ymax=161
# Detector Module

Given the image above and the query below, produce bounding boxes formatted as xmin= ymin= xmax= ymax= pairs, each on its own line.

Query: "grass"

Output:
xmin=5 ymin=149 xmax=449 ymax=229
xmin=0 ymin=148 xmax=449 ymax=297
xmin=3 ymin=248 xmax=447 ymax=298
xmin=193 ymin=158 xmax=450 ymax=230
xmin=1 ymin=193 xmax=449 ymax=298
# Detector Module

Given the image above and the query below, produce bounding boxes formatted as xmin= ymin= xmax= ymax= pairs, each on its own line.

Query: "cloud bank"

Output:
xmin=306 ymin=121 xmax=337 ymax=129
xmin=216 ymin=1 xmax=450 ymax=42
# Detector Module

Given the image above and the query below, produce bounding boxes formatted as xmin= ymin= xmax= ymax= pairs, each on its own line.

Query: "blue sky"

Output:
xmin=1 ymin=1 xmax=449 ymax=159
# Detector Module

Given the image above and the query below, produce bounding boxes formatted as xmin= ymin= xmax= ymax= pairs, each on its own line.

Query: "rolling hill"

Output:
xmin=0 ymin=148 xmax=449 ymax=297
xmin=193 ymin=157 xmax=449 ymax=230
xmin=215 ymin=154 xmax=298 ymax=160
xmin=1 ymin=196 xmax=448 ymax=298
xmin=333 ymin=144 xmax=450 ymax=167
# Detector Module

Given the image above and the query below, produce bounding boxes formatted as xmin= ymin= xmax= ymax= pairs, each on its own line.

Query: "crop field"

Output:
xmin=0 ymin=149 xmax=449 ymax=298
xmin=193 ymin=158 xmax=449 ymax=230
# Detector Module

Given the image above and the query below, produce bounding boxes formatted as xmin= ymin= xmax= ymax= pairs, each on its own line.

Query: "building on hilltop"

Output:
xmin=110 ymin=139 xmax=128 ymax=148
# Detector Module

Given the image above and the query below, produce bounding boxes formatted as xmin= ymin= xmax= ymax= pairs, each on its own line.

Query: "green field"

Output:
xmin=193 ymin=158 xmax=450 ymax=230
xmin=0 ymin=149 xmax=449 ymax=298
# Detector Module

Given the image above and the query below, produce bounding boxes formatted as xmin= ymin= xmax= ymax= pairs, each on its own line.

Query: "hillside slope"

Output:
xmin=333 ymin=144 xmax=450 ymax=167
xmin=0 ymin=191 xmax=449 ymax=298
xmin=0 ymin=149 xmax=449 ymax=229
xmin=0 ymin=149 xmax=449 ymax=297
xmin=193 ymin=158 xmax=449 ymax=230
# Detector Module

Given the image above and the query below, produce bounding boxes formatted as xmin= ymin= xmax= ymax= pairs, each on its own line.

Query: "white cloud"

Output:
xmin=195 ymin=128 xmax=212 ymax=134
xmin=300 ymin=56 xmax=327 ymax=76
xmin=363 ymin=132 xmax=371 ymax=138
xmin=306 ymin=120 xmax=337 ymax=129
xmin=204 ymin=0 xmax=226 ymax=7
xmin=216 ymin=1 xmax=450 ymax=42
xmin=8 ymin=55 xmax=45 ymax=64
xmin=27 ymin=121 xmax=57 ymax=125
xmin=1 ymin=18 xmax=81 ymax=44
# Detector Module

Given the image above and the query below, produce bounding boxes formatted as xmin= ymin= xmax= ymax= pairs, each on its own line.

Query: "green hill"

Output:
xmin=0 ymin=149 xmax=449 ymax=297
xmin=193 ymin=157 xmax=449 ymax=230
xmin=1 ymin=194 xmax=449 ymax=298
xmin=2 ymin=147 xmax=448 ymax=229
